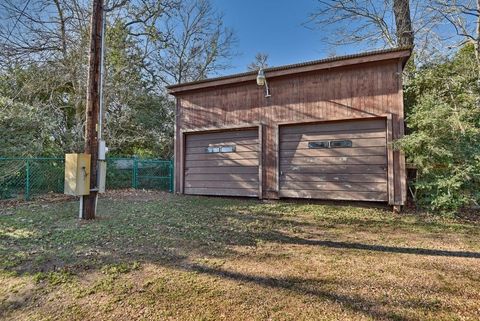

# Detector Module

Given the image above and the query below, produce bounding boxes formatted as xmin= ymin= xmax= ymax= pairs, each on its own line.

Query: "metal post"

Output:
xmin=98 ymin=9 xmax=106 ymax=141
xmin=169 ymin=159 xmax=174 ymax=193
xmin=132 ymin=157 xmax=138 ymax=189
xmin=25 ymin=159 xmax=30 ymax=201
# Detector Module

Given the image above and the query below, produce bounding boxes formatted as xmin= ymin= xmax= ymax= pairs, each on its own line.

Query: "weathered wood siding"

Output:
xmin=279 ymin=118 xmax=388 ymax=201
xmin=174 ymin=58 xmax=406 ymax=204
xmin=184 ymin=129 xmax=260 ymax=197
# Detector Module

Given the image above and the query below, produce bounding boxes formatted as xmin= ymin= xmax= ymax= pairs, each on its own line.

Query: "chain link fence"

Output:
xmin=0 ymin=157 xmax=174 ymax=201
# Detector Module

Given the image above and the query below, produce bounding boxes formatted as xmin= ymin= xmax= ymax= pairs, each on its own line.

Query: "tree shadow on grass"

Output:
xmin=258 ymin=233 xmax=480 ymax=259
xmin=174 ymin=262 xmax=418 ymax=321
xmin=2 ymin=194 xmax=480 ymax=275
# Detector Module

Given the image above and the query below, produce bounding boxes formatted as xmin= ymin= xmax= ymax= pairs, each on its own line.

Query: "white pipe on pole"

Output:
xmin=98 ymin=8 xmax=106 ymax=140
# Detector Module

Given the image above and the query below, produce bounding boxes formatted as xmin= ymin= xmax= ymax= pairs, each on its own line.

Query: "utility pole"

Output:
xmin=81 ymin=0 xmax=104 ymax=219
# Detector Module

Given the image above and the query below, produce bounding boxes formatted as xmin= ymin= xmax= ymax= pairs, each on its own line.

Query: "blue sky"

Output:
xmin=211 ymin=0 xmax=370 ymax=75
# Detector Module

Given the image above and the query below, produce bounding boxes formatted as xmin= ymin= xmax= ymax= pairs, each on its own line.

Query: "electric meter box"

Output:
xmin=64 ymin=153 xmax=91 ymax=196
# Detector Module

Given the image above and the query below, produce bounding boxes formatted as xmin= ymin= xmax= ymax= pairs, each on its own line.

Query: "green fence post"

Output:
xmin=169 ymin=159 xmax=174 ymax=193
xmin=132 ymin=157 xmax=138 ymax=189
xmin=25 ymin=159 xmax=31 ymax=201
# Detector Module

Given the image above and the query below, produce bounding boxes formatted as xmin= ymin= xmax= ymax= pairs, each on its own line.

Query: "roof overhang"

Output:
xmin=167 ymin=47 xmax=412 ymax=95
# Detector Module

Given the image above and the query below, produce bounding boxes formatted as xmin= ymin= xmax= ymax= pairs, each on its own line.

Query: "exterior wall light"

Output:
xmin=256 ymin=69 xmax=271 ymax=97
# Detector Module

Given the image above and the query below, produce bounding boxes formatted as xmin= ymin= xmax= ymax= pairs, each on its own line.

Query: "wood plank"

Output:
xmin=280 ymin=156 xmax=386 ymax=166
xmin=185 ymin=152 xmax=259 ymax=161
xmin=185 ymin=130 xmax=257 ymax=141
xmin=185 ymin=187 xmax=258 ymax=197
xmin=280 ymin=164 xmax=387 ymax=174
xmin=281 ymin=125 xmax=385 ymax=136
xmin=186 ymin=159 xmax=259 ymax=167
xmin=280 ymin=138 xmax=386 ymax=150
xmin=174 ymin=98 xmax=180 ymax=193
xmin=386 ymin=114 xmax=394 ymax=205
xmin=185 ymin=173 xmax=259 ymax=181
xmin=264 ymin=125 xmax=277 ymax=199
xmin=182 ymin=123 xmax=258 ymax=133
xmin=275 ymin=124 xmax=280 ymax=195
xmin=185 ymin=166 xmax=258 ymax=174
xmin=280 ymin=173 xmax=387 ymax=183
xmin=258 ymin=124 xmax=263 ymax=199
xmin=186 ymin=138 xmax=258 ymax=148
xmin=279 ymin=181 xmax=387 ymax=192
xmin=280 ymin=131 xmax=386 ymax=142
xmin=397 ymin=61 xmax=407 ymax=205
xmin=179 ymin=129 xmax=185 ymax=193
xmin=185 ymin=180 xmax=258 ymax=189
xmin=186 ymin=144 xmax=259 ymax=154
xmin=280 ymin=119 xmax=385 ymax=134
xmin=279 ymin=189 xmax=387 ymax=202
xmin=279 ymin=147 xmax=386 ymax=158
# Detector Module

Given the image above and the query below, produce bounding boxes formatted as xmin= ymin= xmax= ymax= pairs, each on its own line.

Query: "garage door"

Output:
xmin=184 ymin=128 xmax=260 ymax=197
xmin=279 ymin=119 xmax=388 ymax=201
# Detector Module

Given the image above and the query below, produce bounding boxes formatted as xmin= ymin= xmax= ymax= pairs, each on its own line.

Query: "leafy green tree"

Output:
xmin=398 ymin=44 xmax=480 ymax=213
xmin=0 ymin=97 xmax=60 ymax=156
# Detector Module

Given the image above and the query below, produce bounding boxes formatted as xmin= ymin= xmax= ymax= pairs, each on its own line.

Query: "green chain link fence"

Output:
xmin=0 ymin=157 xmax=174 ymax=201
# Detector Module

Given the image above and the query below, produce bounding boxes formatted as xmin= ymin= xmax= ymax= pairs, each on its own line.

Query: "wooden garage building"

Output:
xmin=167 ymin=48 xmax=411 ymax=206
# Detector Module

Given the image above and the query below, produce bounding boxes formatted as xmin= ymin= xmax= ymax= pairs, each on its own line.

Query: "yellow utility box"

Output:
xmin=64 ymin=153 xmax=91 ymax=196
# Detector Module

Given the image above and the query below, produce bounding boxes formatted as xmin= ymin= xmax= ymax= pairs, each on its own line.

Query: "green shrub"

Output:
xmin=398 ymin=44 xmax=480 ymax=214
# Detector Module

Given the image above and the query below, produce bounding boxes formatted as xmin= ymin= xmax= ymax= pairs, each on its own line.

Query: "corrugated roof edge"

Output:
xmin=167 ymin=46 xmax=412 ymax=91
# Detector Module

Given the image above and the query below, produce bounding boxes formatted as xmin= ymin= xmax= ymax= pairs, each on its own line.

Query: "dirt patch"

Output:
xmin=101 ymin=189 xmax=171 ymax=202
xmin=0 ymin=194 xmax=76 ymax=213
xmin=0 ymin=189 xmax=170 ymax=214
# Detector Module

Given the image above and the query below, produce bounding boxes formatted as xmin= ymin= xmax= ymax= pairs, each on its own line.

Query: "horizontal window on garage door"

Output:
xmin=308 ymin=140 xmax=352 ymax=149
xmin=206 ymin=145 xmax=236 ymax=153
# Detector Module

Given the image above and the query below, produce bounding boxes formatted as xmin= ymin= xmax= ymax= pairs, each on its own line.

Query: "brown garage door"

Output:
xmin=279 ymin=119 xmax=388 ymax=201
xmin=184 ymin=128 xmax=260 ymax=197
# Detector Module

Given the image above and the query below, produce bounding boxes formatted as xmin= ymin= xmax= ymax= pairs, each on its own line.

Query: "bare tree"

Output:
xmin=152 ymin=0 xmax=236 ymax=85
xmin=247 ymin=52 xmax=269 ymax=71
xmin=305 ymin=0 xmax=452 ymax=63
xmin=306 ymin=0 xmax=480 ymax=66
xmin=306 ymin=1 xmax=398 ymax=48
xmin=427 ymin=1 xmax=480 ymax=67
xmin=0 ymin=0 xmax=236 ymax=154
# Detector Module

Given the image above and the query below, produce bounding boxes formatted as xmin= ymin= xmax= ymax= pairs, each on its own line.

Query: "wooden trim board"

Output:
xmin=258 ymin=124 xmax=263 ymax=199
xmin=275 ymin=124 xmax=280 ymax=194
xmin=181 ymin=123 xmax=260 ymax=135
xmin=386 ymin=113 xmax=395 ymax=205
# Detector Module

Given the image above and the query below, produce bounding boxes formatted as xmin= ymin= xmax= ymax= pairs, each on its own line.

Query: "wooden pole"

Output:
xmin=81 ymin=0 xmax=104 ymax=220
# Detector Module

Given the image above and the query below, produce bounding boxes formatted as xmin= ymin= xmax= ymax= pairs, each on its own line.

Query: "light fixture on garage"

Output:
xmin=256 ymin=69 xmax=271 ymax=98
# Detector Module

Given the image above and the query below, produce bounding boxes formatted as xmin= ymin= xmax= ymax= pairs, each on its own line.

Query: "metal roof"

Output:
xmin=166 ymin=47 xmax=411 ymax=92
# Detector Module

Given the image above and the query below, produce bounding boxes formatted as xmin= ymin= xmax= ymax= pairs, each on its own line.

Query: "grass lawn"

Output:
xmin=1 ymin=190 xmax=479 ymax=321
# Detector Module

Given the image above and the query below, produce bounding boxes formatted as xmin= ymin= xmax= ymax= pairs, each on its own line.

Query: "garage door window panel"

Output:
xmin=308 ymin=141 xmax=329 ymax=149
xmin=308 ymin=140 xmax=353 ymax=149
xmin=206 ymin=145 xmax=236 ymax=153
xmin=330 ymin=140 xmax=352 ymax=148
